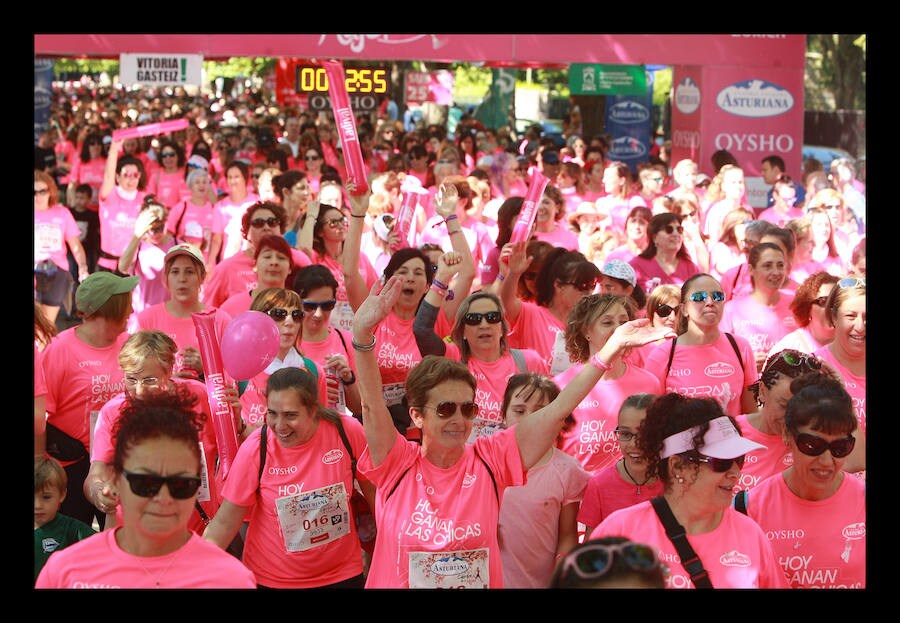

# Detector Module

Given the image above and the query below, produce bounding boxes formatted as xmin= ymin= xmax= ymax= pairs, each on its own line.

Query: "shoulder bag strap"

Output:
xmin=665 ymin=336 xmax=678 ymax=379
xmin=332 ymin=415 xmax=357 ymax=477
xmin=724 ymin=332 xmax=744 ymax=371
xmin=509 ymin=348 xmax=527 ymax=374
xmin=734 ymin=489 xmax=749 ymax=515
xmin=650 ymin=496 xmax=714 ymax=589
xmin=257 ymin=423 xmax=268 ymax=491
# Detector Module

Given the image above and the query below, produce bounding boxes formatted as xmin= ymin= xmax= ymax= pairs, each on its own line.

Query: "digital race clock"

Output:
xmin=295 ymin=64 xmax=389 ymax=94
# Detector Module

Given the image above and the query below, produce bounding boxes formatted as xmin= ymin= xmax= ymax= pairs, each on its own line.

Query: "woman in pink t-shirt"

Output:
xmin=812 ymin=277 xmax=865 ymax=475
xmin=42 ymin=272 xmax=138 ymax=529
xmin=146 ymin=139 xmax=187 ymax=209
xmin=581 ymin=157 xmax=606 ymax=203
xmin=742 ymin=374 xmax=865 ymax=588
xmin=806 ymin=206 xmax=847 ymax=276
xmin=531 ymin=183 xmax=579 ymax=251
xmin=578 ymin=392 xmax=663 ymax=539
xmin=96 ymin=140 xmax=149 ymax=274
xmin=721 ymin=243 xmax=796 ymax=372
xmin=498 ymin=373 xmax=590 ymax=589
xmin=117 ymin=196 xmax=177 ymax=315
xmin=37 ymin=390 xmax=256 ymax=589
xmin=604 ymin=205 xmax=652 ymax=265
xmin=65 ymin=131 xmax=106 ymax=210
xmin=628 ymin=212 xmax=701 ymax=297
xmin=207 ymin=160 xmax=260 ymax=266
xmin=591 ymin=393 xmax=788 ymax=589
xmin=204 ymin=367 xmax=373 ymax=588
xmin=734 ymin=349 xmax=833 ymax=495
xmin=642 ymin=273 xmax=758 ymax=416
xmin=219 ymin=234 xmax=294 ymax=320
xmin=554 ymin=294 xmax=664 ymax=474
xmin=596 ymin=161 xmax=635 ymax=239
xmin=708 ymin=206 xmax=754 ymax=281
xmin=498 ymin=243 xmax=602 ymax=375
xmin=351 ymin=277 xmax=674 ymax=588
xmin=34 ymin=170 xmax=90 ymax=324
xmin=166 ymin=167 xmax=215 ymax=263
xmin=768 ymin=272 xmax=839 ymax=358
xmin=134 ymin=244 xmax=230 ymax=380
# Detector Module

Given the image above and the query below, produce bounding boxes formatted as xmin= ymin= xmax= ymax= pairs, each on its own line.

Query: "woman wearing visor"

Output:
xmin=590 ymin=392 xmax=788 ymax=589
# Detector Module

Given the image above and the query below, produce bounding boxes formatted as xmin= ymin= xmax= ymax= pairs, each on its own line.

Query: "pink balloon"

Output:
xmin=220 ymin=311 xmax=280 ymax=380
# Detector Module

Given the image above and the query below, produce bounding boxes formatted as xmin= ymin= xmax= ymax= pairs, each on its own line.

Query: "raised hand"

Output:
xmin=500 ymin=240 xmax=532 ymax=276
xmin=353 ymin=276 xmax=402 ymax=336
xmin=608 ymin=318 xmax=677 ymax=352
xmin=434 ymin=181 xmax=459 ymax=220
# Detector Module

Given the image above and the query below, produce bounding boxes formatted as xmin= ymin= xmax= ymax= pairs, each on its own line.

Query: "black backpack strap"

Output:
xmin=724 ymin=332 xmax=744 ymax=371
xmin=734 ymin=489 xmax=749 ymax=515
xmin=257 ymin=423 xmax=268 ymax=491
xmin=476 ymin=453 xmax=499 ymax=504
xmin=334 ymin=327 xmax=350 ymax=358
xmin=332 ymin=415 xmax=357 ymax=477
xmin=665 ymin=337 xmax=678 ymax=379
xmin=650 ymin=496 xmax=713 ymax=588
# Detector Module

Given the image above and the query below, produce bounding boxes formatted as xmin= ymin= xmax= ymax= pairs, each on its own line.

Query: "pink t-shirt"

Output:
xmin=642 ymin=333 xmax=757 ymax=416
xmin=733 ymin=414 xmax=792 ymax=494
xmin=465 ymin=348 xmax=548 ymax=441
xmin=300 ymin=327 xmax=356 ymax=412
xmin=757 ymin=206 xmax=804 ymax=228
xmin=577 ymin=460 xmax=665 ymax=529
xmin=35 ymin=204 xmax=81 ymax=270
xmin=554 ymin=362 xmax=663 ymax=474
xmin=167 ymin=200 xmax=215 ymax=261
xmin=596 ymin=195 xmax=633 ymax=237
xmin=304 ymin=250 xmax=377 ymax=333
xmin=218 ymin=290 xmax=253 ymax=320
xmin=35 ymin=529 xmax=256 ymax=588
xmin=202 ymin=250 xmax=309 ymax=308
xmin=91 ymin=379 xmax=222 ymax=533
xmin=506 ymin=301 xmax=568 ymax=374
xmin=532 ymin=222 xmax=579 ymax=251
xmin=721 ymin=293 xmax=797 ymax=366
xmin=374 ymin=312 xmax=423 ymax=407
xmin=220 ymin=417 xmax=367 ymax=588
xmin=708 ymin=241 xmax=745 ymax=281
xmin=134 ymin=303 xmax=232 ymax=377
xmin=70 ymin=157 xmax=106 ymax=207
xmin=97 ymin=188 xmax=147 ymax=271
xmin=746 ymin=472 xmax=865 ymax=588
xmin=130 ymin=238 xmax=178 ymax=315
xmin=498 ymin=448 xmax=590 ymax=589
xmin=358 ymin=427 xmax=526 ymax=588
xmin=703 ymin=199 xmax=752 ymax=243
xmin=604 ymin=245 xmax=639 ymax=265
xmin=628 ymin=255 xmax=700 ymax=296
xmin=813 ymin=345 xmax=865 ymax=435
xmin=791 ymin=255 xmax=845 ymax=283
xmin=211 ymin=192 xmax=260 ymax=260
xmin=42 ymin=327 xmax=131 ymax=450
xmin=34 ymin=344 xmax=47 ymax=398
xmin=480 ymin=245 xmax=501 ymax=285
xmin=593 ymin=500 xmax=789 ymax=589
xmin=149 ymin=168 xmax=188 ymax=209
xmin=238 ymin=351 xmax=325 ymax=427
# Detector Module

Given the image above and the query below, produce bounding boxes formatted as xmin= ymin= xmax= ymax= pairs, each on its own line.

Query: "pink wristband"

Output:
xmin=590 ymin=352 xmax=612 ymax=372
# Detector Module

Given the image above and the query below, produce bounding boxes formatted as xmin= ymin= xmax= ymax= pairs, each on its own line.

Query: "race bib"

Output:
xmin=330 ymin=301 xmax=355 ymax=333
xmin=383 ymin=382 xmax=406 ymax=407
xmin=409 ymin=548 xmax=490 ymax=589
xmin=275 ymin=482 xmax=351 ymax=552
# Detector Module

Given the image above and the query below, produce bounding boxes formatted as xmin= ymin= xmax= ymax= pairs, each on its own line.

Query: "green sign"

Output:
xmin=569 ymin=64 xmax=647 ymax=95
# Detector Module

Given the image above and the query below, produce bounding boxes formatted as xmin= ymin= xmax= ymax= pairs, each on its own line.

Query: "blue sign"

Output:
xmin=604 ymin=69 xmax=654 ymax=173
xmin=34 ymin=58 xmax=54 ymax=144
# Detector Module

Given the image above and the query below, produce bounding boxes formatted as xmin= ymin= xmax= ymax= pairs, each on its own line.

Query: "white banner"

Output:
xmin=119 ymin=53 xmax=203 ymax=86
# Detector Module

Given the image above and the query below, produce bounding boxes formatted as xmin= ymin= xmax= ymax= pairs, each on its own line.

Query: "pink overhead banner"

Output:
xmin=34 ymin=34 xmax=805 ymax=67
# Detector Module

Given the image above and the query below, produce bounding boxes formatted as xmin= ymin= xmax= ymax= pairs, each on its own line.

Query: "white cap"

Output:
xmin=660 ymin=416 xmax=766 ymax=459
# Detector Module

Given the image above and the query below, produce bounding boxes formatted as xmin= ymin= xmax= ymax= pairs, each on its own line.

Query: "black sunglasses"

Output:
xmin=655 ymin=303 xmax=680 ymax=318
xmin=562 ymin=280 xmax=597 ymax=293
xmin=267 ymin=308 xmax=304 ymax=322
xmin=661 ymin=224 xmax=684 ymax=235
xmin=161 ymin=151 xmax=177 ymax=157
xmin=463 ymin=311 xmax=502 ymax=326
xmin=422 ymin=401 xmax=479 ymax=419
xmin=558 ymin=542 xmax=660 ymax=581
xmin=250 ymin=217 xmax=280 ymax=228
xmin=793 ymin=432 xmax=855 ymax=458
xmin=122 ymin=470 xmax=201 ymax=499
xmin=301 ymin=299 xmax=337 ymax=312
xmin=694 ymin=454 xmax=745 ymax=472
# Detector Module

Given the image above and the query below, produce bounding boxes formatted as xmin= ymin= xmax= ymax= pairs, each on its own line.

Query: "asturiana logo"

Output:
xmin=462 ymin=473 xmax=477 ymax=488
xmin=704 ymin=362 xmax=735 ymax=378
xmin=430 ymin=555 xmax=469 ymax=577
xmin=719 ymin=550 xmax=751 ymax=567
xmin=675 ymin=77 xmax=701 ymax=114
xmin=609 ymin=100 xmax=650 ymax=124
xmin=716 ymin=79 xmax=794 ymax=118
xmin=322 ymin=449 xmax=343 ymax=465
xmin=609 ymin=136 xmax=647 ymax=158
xmin=842 ymin=523 xmax=866 ymax=540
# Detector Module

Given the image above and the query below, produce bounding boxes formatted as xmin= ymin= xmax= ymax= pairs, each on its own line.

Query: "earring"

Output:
xmin=676 ymin=476 xmax=685 ymax=484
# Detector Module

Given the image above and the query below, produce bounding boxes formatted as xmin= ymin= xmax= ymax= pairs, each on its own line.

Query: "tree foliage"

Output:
xmin=805 ymin=34 xmax=866 ymax=110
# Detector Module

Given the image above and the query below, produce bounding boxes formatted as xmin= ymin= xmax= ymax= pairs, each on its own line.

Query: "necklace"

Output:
xmin=621 ymin=459 xmax=652 ymax=495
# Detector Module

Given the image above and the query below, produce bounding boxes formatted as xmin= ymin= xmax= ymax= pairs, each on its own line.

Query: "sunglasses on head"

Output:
xmin=463 ymin=311 xmax=502 ymax=326
xmin=558 ymin=542 xmax=660 ymax=581
xmin=838 ymin=277 xmax=865 ymax=289
xmin=780 ymin=350 xmax=822 ymax=370
xmin=655 ymin=303 xmax=680 ymax=318
xmin=267 ymin=308 xmax=304 ymax=322
xmin=422 ymin=401 xmax=479 ymax=419
xmin=122 ymin=470 xmax=201 ymax=500
xmin=250 ymin=217 xmax=280 ymax=228
xmin=661 ymin=224 xmax=684 ymax=235
xmin=693 ymin=454 xmax=745 ymax=472
xmin=689 ymin=290 xmax=725 ymax=303
xmin=793 ymin=432 xmax=855 ymax=458
xmin=301 ymin=299 xmax=337 ymax=312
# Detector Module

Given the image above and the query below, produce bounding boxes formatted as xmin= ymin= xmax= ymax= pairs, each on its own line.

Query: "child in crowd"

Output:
xmin=34 ymin=455 xmax=95 ymax=583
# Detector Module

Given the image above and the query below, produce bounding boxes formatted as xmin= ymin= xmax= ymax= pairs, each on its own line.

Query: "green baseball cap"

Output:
xmin=76 ymin=272 xmax=139 ymax=315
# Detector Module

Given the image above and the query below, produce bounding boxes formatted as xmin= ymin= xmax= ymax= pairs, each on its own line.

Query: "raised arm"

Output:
xmin=352 ymin=276 xmax=404 ymax=466
xmin=433 ymin=183 xmax=476 ymax=323
xmin=296 ymin=196 xmax=319 ymax=255
xmin=514 ymin=319 xmax=677 ymax=470
xmin=118 ymin=209 xmax=159 ymax=274
xmin=343 ymin=183 xmax=370 ymax=310
xmin=496 ymin=240 xmax=530 ymax=324
xmin=414 ymin=250 xmax=462 ymax=357
xmin=99 ymin=138 xmax=123 ymax=202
